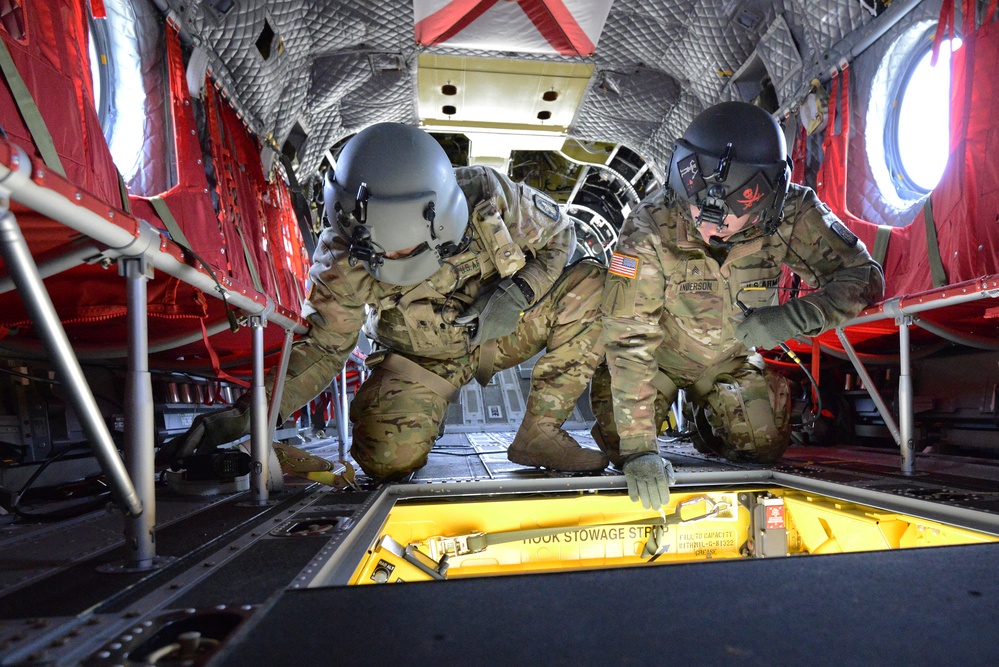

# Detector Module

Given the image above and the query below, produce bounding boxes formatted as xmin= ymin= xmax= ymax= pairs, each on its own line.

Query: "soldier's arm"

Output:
xmin=601 ymin=206 xmax=668 ymax=457
xmin=299 ymin=228 xmax=373 ymax=368
xmin=779 ymin=186 xmax=886 ymax=332
xmin=489 ymin=168 xmax=572 ymax=299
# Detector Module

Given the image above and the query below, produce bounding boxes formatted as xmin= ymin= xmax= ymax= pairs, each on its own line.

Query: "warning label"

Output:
xmin=765 ymin=505 xmax=785 ymax=530
xmin=677 ymin=529 xmax=737 ymax=555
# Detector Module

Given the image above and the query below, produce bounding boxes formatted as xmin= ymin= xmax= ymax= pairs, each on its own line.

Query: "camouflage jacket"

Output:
xmin=301 ymin=165 xmax=571 ymax=369
xmin=601 ymin=183 xmax=885 ymax=455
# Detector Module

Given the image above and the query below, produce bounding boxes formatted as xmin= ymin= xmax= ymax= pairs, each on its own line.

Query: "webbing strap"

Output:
xmin=475 ymin=339 xmax=498 ymax=386
xmin=116 ymin=169 xmax=132 ymax=214
xmin=464 ymin=516 xmax=674 ymax=559
xmin=234 ymin=223 xmax=265 ymax=293
xmin=0 ymin=36 xmax=66 ymax=177
xmin=150 ymin=196 xmax=193 ymax=249
xmin=872 ymin=224 xmax=892 ymax=267
xmin=922 ymin=197 xmax=949 ymax=288
xmin=651 ymin=371 xmax=679 ymax=401
xmin=198 ymin=317 xmax=250 ymax=388
xmin=379 ymin=352 xmax=461 ymax=402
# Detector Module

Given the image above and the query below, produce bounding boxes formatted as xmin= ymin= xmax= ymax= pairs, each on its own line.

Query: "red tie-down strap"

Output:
xmin=196 ymin=309 xmax=250 ymax=390
xmin=415 ymin=0 xmax=595 ymax=56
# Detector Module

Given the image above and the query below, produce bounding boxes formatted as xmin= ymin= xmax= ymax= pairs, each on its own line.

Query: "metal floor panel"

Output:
xmin=213 ymin=541 xmax=999 ymax=667
xmin=3 ymin=433 xmax=999 ymax=665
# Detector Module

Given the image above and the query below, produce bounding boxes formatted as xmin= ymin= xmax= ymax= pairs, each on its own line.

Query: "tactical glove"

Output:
xmin=735 ymin=299 xmax=825 ymax=350
xmin=622 ymin=453 xmax=676 ymax=510
xmin=454 ymin=277 xmax=531 ymax=345
xmin=155 ymin=393 xmax=252 ymax=466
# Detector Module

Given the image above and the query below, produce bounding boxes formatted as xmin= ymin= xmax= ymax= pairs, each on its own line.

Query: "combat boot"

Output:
xmin=156 ymin=392 xmax=253 ymax=466
xmin=508 ymin=412 xmax=608 ymax=472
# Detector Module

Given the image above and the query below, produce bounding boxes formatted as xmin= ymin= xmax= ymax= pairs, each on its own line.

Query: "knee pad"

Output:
xmin=350 ymin=409 xmax=439 ymax=480
xmin=698 ymin=372 xmax=792 ymax=463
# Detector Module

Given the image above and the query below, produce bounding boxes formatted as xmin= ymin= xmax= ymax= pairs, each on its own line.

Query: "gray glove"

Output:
xmin=622 ymin=453 xmax=676 ymax=510
xmin=155 ymin=393 xmax=252 ymax=466
xmin=454 ymin=278 xmax=531 ymax=345
xmin=734 ymin=299 xmax=824 ymax=349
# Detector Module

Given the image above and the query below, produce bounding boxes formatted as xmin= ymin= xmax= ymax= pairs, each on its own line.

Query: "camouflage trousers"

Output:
xmin=591 ymin=352 xmax=792 ymax=464
xmin=282 ymin=262 xmax=605 ymax=480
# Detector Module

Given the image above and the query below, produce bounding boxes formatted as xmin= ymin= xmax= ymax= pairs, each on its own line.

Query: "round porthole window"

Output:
xmin=886 ymin=33 xmax=961 ymax=195
xmin=866 ymin=23 xmax=961 ymax=209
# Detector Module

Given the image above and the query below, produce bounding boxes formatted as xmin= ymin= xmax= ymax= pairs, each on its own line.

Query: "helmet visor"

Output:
xmin=361 ymin=191 xmax=438 ymax=252
xmin=369 ymin=248 xmax=443 ymax=286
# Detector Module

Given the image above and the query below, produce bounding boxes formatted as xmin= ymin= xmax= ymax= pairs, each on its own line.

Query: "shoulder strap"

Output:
xmin=872 ymin=224 xmax=892 ymax=267
xmin=922 ymin=196 xmax=948 ymax=288
xmin=150 ymin=195 xmax=193 ymax=249
xmin=0 ymin=36 xmax=66 ymax=177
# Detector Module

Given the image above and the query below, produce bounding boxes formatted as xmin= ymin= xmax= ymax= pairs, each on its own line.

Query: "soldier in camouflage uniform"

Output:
xmin=594 ymin=102 xmax=884 ymax=509
xmin=159 ymin=123 xmax=607 ymax=479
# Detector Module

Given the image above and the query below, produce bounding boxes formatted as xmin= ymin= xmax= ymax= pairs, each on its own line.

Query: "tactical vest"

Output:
xmin=366 ymin=198 xmax=530 ymax=358
xmin=657 ymin=205 xmax=790 ymax=364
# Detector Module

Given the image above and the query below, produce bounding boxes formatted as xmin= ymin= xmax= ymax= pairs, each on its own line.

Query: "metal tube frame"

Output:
xmin=897 ymin=315 xmax=914 ymax=474
xmin=249 ymin=316 xmax=269 ymax=503
xmin=835 ymin=327 xmax=902 ymax=447
xmin=122 ymin=257 xmax=158 ymax=567
xmin=267 ymin=329 xmax=295 ymax=444
xmin=0 ymin=140 xmax=314 ymax=516
xmin=0 ymin=144 xmax=307 ymax=334
xmin=0 ymin=203 xmax=142 ymax=517
xmin=831 ymin=278 xmax=999 ymax=474
xmin=338 ymin=366 xmax=350 ymax=460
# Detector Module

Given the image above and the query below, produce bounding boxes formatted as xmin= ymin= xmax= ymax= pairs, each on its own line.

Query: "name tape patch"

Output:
xmin=609 ymin=252 xmax=640 ymax=279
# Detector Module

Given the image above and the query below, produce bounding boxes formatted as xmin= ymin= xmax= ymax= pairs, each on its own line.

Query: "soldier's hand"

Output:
xmin=734 ymin=300 xmax=824 ymax=349
xmin=155 ymin=393 xmax=253 ymax=466
xmin=622 ymin=453 xmax=675 ymax=510
xmin=454 ymin=278 xmax=530 ymax=345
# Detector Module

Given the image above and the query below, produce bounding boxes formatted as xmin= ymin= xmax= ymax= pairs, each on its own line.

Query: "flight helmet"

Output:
xmin=668 ymin=101 xmax=792 ymax=235
xmin=323 ymin=123 xmax=469 ymax=285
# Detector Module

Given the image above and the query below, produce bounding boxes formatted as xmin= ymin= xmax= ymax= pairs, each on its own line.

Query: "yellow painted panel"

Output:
xmin=347 ymin=488 xmax=999 ymax=585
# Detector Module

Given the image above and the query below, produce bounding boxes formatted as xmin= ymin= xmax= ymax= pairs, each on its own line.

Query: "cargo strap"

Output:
xmin=379 ymin=352 xmax=461 ymax=402
xmin=429 ymin=516 xmax=671 ymax=562
xmin=149 ymin=196 xmax=193 ymax=249
xmin=475 ymin=339 xmax=498 ymax=386
xmin=922 ymin=196 xmax=949 ymax=288
xmin=0 ymin=36 xmax=66 ymax=177
xmin=116 ymin=170 xmax=132 ymax=214
xmin=422 ymin=496 xmax=733 ymax=563
xmin=872 ymin=224 xmax=892 ymax=267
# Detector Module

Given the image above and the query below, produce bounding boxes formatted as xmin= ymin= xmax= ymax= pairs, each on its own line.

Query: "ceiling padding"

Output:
xmin=159 ymin=0 xmax=874 ymax=183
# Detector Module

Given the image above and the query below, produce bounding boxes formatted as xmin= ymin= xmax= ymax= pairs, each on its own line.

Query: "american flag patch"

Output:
xmin=609 ymin=252 xmax=639 ymax=279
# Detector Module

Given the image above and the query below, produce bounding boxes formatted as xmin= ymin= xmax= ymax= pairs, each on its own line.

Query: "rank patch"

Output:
xmin=609 ymin=252 xmax=640 ymax=279
xmin=533 ymin=193 xmax=561 ymax=221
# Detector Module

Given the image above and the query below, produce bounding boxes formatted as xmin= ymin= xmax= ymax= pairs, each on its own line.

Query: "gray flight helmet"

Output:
xmin=323 ymin=123 xmax=469 ymax=286
xmin=668 ymin=102 xmax=791 ymax=235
